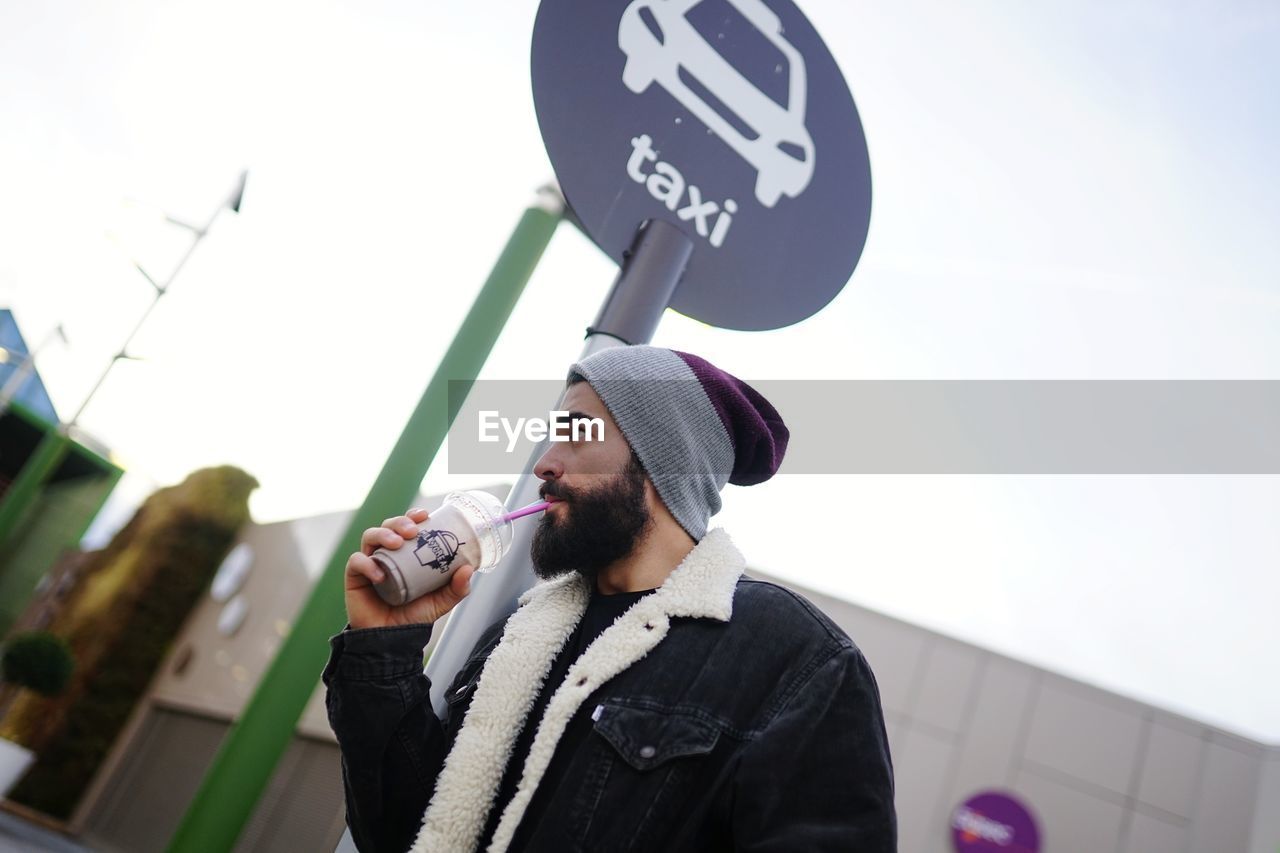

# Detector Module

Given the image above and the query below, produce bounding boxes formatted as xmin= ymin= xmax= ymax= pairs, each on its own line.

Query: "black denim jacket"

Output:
xmin=323 ymin=576 xmax=897 ymax=852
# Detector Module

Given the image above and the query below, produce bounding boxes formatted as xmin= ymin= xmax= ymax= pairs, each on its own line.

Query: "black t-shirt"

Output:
xmin=475 ymin=583 xmax=658 ymax=851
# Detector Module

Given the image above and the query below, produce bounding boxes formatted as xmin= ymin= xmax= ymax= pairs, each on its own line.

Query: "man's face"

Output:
xmin=530 ymin=381 xmax=655 ymax=581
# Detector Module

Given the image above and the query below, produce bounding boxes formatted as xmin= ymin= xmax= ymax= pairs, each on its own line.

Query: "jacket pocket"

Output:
xmin=592 ymin=703 xmax=720 ymax=770
xmin=578 ymin=703 xmax=722 ymax=851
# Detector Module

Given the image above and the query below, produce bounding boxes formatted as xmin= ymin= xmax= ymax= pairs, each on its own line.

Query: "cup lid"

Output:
xmin=446 ymin=490 xmax=511 ymax=571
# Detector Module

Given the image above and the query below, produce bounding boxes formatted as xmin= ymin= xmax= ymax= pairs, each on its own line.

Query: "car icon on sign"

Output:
xmin=618 ymin=0 xmax=815 ymax=208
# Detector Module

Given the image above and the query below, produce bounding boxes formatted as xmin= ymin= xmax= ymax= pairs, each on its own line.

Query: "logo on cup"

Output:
xmin=414 ymin=529 xmax=464 ymax=572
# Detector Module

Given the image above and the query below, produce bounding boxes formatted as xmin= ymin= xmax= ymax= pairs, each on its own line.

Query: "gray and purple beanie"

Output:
xmin=568 ymin=345 xmax=788 ymax=541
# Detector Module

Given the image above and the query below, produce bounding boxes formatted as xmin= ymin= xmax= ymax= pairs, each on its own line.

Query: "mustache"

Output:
xmin=539 ymin=482 xmax=576 ymax=502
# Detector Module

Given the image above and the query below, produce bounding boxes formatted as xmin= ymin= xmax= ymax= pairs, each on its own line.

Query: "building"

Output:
xmin=0 ymin=309 xmax=122 ymax=638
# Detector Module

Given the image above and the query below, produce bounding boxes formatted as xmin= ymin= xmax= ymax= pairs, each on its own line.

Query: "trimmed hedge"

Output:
xmin=1 ymin=465 xmax=257 ymax=819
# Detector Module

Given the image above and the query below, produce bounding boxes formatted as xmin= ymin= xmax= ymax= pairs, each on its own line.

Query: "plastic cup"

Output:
xmin=370 ymin=490 xmax=514 ymax=606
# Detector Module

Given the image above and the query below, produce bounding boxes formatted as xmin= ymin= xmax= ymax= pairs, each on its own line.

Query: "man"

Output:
xmin=323 ymin=345 xmax=896 ymax=852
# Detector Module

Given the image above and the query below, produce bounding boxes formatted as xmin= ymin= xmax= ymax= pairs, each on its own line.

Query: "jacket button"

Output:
xmin=639 ymin=745 xmax=656 ymax=759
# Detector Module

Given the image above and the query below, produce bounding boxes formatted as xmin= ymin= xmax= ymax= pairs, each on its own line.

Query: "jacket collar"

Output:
xmin=410 ymin=527 xmax=745 ymax=853
xmin=515 ymin=524 xmax=742 ymax=620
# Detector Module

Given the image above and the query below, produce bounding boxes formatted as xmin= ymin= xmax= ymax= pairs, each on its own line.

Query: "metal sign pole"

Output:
xmin=423 ymin=217 xmax=693 ymax=713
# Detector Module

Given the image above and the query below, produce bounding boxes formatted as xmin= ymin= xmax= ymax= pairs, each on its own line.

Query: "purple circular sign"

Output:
xmin=950 ymin=791 xmax=1040 ymax=853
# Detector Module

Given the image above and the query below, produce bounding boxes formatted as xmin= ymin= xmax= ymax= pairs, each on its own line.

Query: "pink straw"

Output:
xmin=499 ymin=500 xmax=552 ymax=524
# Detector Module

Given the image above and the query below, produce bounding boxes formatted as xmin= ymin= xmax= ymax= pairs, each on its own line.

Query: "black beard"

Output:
xmin=530 ymin=453 xmax=653 ymax=581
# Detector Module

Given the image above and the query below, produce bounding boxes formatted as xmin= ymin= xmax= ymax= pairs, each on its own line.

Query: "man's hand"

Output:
xmin=344 ymin=507 xmax=476 ymax=629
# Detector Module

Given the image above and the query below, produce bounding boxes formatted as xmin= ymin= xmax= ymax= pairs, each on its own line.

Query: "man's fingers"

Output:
xmin=361 ymin=526 xmax=407 ymax=555
xmin=401 ymin=564 xmax=474 ymax=625
xmin=346 ymin=553 xmax=386 ymax=587
xmin=359 ymin=511 xmax=430 ymax=556
xmin=449 ymin=564 xmax=475 ymax=599
xmin=427 ymin=564 xmax=473 ymax=606
xmin=378 ymin=515 xmax=421 ymax=540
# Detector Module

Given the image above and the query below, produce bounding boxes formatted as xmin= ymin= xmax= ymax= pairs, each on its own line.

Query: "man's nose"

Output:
xmin=534 ymin=448 xmax=563 ymax=483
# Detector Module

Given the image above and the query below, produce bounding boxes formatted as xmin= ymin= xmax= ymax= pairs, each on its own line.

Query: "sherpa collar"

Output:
xmin=409 ymin=526 xmax=745 ymax=853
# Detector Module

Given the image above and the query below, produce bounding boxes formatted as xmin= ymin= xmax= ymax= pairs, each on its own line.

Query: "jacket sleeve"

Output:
xmin=322 ymin=622 xmax=454 ymax=853
xmin=730 ymin=645 xmax=897 ymax=852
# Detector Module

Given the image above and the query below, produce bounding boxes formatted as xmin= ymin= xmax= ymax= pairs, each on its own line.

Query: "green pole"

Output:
xmin=167 ymin=189 xmax=563 ymax=853
xmin=0 ymin=429 xmax=70 ymax=556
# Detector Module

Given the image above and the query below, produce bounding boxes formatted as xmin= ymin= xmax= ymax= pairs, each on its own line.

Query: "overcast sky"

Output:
xmin=2 ymin=0 xmax=1278 ymax=740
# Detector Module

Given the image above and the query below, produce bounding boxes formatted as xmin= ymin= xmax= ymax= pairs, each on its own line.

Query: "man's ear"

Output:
xmin=642 ymin=479 xmax=672 ymax=522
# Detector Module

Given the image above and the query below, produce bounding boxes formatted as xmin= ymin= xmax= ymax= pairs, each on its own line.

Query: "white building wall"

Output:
xmin=804 ymin=585 xmax=1277 ymax=853
xmin=1250 ymin=749 xmax=1280 ymax=853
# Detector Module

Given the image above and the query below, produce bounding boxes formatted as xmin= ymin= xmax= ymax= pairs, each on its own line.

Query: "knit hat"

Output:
xmin=567 ymin=345 xmax=788 ymax=541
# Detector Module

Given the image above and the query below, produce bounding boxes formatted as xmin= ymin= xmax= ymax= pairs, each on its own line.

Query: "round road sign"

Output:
xmin=532 ymin=0 xmax=872 ymax=330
